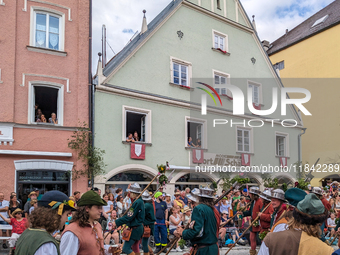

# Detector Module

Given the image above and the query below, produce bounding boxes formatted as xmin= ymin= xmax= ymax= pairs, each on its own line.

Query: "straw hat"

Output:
xmin=183 ymin=206 xmax=192 ymax=213
xmin=28 ymin=191 xmax=37 ymax=197
xmin=12 ymin=208 xmax=23 ymax=216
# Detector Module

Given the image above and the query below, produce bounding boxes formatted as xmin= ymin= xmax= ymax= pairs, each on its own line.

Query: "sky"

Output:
xmin=92 ymin=0 xmax=334 ymax=73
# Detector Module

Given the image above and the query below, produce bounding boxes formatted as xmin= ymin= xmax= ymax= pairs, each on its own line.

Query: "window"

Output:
xmin=274 ymin=61 xmax=284 ymax=71
xmin=29 ymin=83 xmax=64 ymax=125
xmin=31 ymin=8 xmax=65 ymax=51
xmin=173 ymin=63 xmax=188 ymax=86
xmin=213 ymin=70 xmax=231 ymax=97
xmin=123 ymin=106 xmax=151 ymax=143
xmin=275 ymin=132 xmax=289 ymax=157
xmin=170 ymin=57 xmax=192 ymax=87
xmin=276 ymin=136 xmax=285 ymax=156
xmin=185 ymin=117 xmax=207 ymax=149
xmin=212 ymin=30 xmax=228 ymax=52
xmin=312 ymin=15 xmax=328 ymax=28
xmin=216 ymin=0 xmax=221 ymax=9
xmin=248 ymin=81 xmax=262 ymax=106
xmin=237 ymin=128 xmax=251 ymax=153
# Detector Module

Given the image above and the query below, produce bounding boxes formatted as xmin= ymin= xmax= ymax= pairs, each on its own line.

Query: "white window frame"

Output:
xmin=236 ymin=126 xmax=253 ymax=153
xmin=247 ymin=80 xmax=263 ymax=106
xmin=28 ymin=81 xmax=64 ymax=126
xmin=275 ymin=132 xmax=289 ymax=157
xmin=30 ymin=6 xmax=65 ymax=51
xmin=122 ymin=105 xmax=152 ymax=143
xmin=212 ymin=29 xmax=228 ymax=52
xmin=212 ymin=70 xmax=232 ymax=97
xmin=170 ymin=57 xmax=192 ymax=87
xmin=185 ymin=116 xmax=207 ymax=149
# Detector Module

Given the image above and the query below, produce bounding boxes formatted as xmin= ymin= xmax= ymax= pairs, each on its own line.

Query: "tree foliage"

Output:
xmin=68 ymin=122 xmax=106 ymax=185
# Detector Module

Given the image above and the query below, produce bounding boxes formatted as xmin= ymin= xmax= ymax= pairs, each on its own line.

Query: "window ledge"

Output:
xmin=122 ymin=141 xmax=152 ymax=146
xmin=31 ymin=122 xmax=61 ymax=126
xmin=275 ymin=155 xmax=290 ymax=159
xmin=236 ymin=151 xmax=254 ymax=155
xmin=211 ymin=48 xmax=231 ymax=56
xmin=27 ymin=45 xmax=67 ymax=57
xmin=220 ymin=94 xmax=233 ymax=100
xmin=185 ymin=147 xmax=208 ymax=151
xmin=169 ymin=82 xmax=194 ymax=91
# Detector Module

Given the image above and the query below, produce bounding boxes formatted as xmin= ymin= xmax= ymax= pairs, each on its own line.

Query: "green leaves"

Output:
xmin=68 ymin=122 xmax=106 ymax=184
xmin=263 ymin=178 xmax=279 ymax=189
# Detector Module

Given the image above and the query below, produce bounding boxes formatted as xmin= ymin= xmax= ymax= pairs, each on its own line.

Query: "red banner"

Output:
xmin=192 ymin=149 xmax=204 ymax=164
xmin=253 ymin=103 xmax=261 ymax=110
xmin=130 ymin=143 xmax=145 ymax=160
xmin=280 ymin=157 xmax=287 ymax=167
xmin=241 ymin=153 xmax=250 ymax=166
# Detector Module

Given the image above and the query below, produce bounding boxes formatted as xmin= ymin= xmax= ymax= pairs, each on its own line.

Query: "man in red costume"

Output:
xmin=258 ymin=190 xmax=274 ymax=234
xmin=241 ymin=186 xmax=263 ymax=255
xmin=268 ymin=189 xmax=287 ymax=232
xmin=311 ymin=186 xmax=331 ymax=241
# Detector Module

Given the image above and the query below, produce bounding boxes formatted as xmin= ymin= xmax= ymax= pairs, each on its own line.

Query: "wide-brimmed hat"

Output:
xmin=165 ymin=193 xmax=171 ymax=197
xmin=174 ymin=191 xmax=181 ymax=196
xmin=183 ymin=206 xmax=192 ymax=213
xmin=285 ymin=188 xmax=307 ymax=207
xmin=77 ymin=190 xmax=107 ymax=207
xmin=127 ymin=183 xmax=142 ymax=194
xmin=39 ymin=190 xmax=77 ymax=215
xmin=191 ymin=188 xmax=200 ymax=196
xmin=269 ymin=189 xmax=286 ymax=202
xmin=249 ymin=187 xmax=261 ymax=195
xmin=142 ymin=191 xmax=152 ymax=201
xmin=198 ymin=185 xmax=214 ymax=199
xmin=259 ymin=190 xmax=272 ymax=202
xmin=293 ymin=193 xmax=328 ymax=225
xmin=12 ymin=208 xmax=23 ymax=216
xmin=186 ymin=193 xmax=198 ymax=203
xmin=222 ymin=210 xmax=228 ymax=214
xmin=311 ymin=187 xmax=323 ymax=196
xmin=28 ymin=191 xmax=37 ymax=197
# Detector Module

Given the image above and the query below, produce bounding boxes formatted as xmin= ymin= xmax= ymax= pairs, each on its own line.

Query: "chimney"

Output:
xmin=140 ymin=10 xmax=148 ymax=34
xmin=262 ymin=40 xmax=270 ymax=51
xmin=102 ymin=25 xmax=107 ymax=68
xmin=285 ymin=29 xmax=289 ymax=35
xmin=96 ymin=52 xmax=105 ymax=85
xmin=252 ymin=15 xmax=257 ymax=32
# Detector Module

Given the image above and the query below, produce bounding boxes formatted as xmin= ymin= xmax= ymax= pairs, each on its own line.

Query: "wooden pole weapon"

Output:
xmin=225 ymin=202 xmax=272 ymax=255
xmin=104 ymin=174 xmax=159 ymax=240
xmin=156 ymin=182 xmax=240 ymax=255
xmin=220 ymin=200 xmax=252 ymax=228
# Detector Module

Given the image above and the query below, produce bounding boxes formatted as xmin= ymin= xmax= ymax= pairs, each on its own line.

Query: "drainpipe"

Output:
xmin=298 ymin=128 xmax=306 ymax=169
xmin=88 ymin=0 xmax=95 ymax=188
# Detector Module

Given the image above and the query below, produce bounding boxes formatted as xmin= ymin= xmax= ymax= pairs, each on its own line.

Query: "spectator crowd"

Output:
xmin=2 ymin=181 xmax=340 ymax=254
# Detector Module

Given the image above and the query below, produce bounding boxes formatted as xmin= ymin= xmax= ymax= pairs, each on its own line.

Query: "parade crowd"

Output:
xmin=2 ymin=182 xmax=340 ymax=254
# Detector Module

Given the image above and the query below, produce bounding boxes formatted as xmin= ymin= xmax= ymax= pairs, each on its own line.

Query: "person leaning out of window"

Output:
xmin=133 ymin=131 xmax=139 ymax=142
xmin=49 ymin=113 xmax=58 ymax=124
xmin=37 ymin=114 xmax=47 ymax=123
xmin=126 ymin=133 xmax=135 ymax=143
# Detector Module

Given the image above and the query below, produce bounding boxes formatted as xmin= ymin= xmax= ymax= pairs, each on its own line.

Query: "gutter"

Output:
xmin=88 ymin=0 xmax=95 ymax=188
xmin=298 ymin=128 xmax=307 ymax=167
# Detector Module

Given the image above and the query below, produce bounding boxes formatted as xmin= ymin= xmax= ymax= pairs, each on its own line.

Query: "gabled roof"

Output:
xmin=103 ymin=0 xmax=182 ymax=77
xmin=267 ymin=0 xmax=340 ymax=55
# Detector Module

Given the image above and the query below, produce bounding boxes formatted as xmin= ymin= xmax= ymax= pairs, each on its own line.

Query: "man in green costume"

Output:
xmin=174 ymin=185 xmax=220 ymax=255
xmin=15 ymin=190 xmax=77 ymax=255
xmin=113 ymin=183 xmax=145 ymax=255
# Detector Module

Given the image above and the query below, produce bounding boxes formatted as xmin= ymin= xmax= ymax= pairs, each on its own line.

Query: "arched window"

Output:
xmin=175 ymin=173 xmax=213 ymax=191
xmin=105 ymin=171 xmax=157 ymax=194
